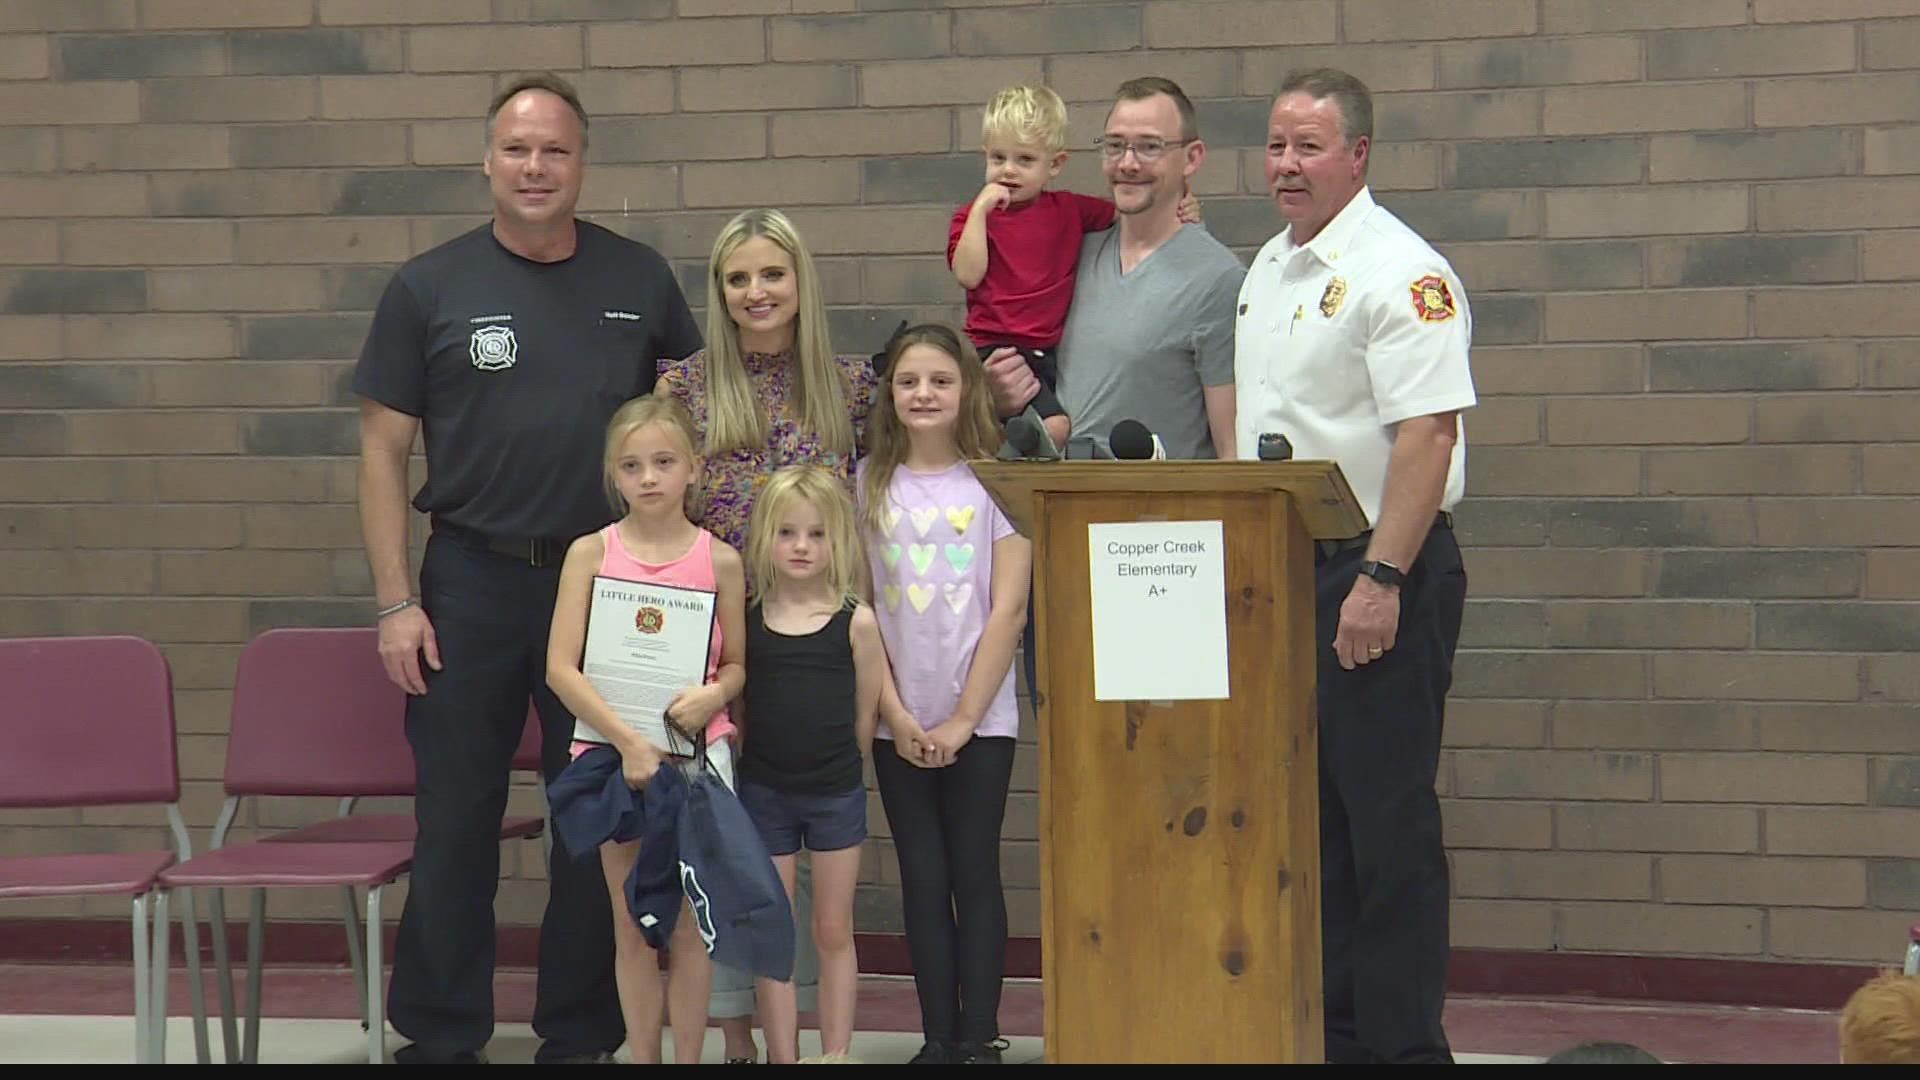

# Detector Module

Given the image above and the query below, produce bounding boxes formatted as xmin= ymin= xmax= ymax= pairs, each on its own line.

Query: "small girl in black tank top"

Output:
xmin=738 ymin=466 xmax=887 ymax=1064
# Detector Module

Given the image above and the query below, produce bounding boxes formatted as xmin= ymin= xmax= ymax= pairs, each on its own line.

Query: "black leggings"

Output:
xmin=872 ymin=735 xmax=1016 ymax=1045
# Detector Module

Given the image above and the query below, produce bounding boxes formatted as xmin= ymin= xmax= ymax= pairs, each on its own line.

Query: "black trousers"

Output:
xmin=1316 ymin=527 xmax=1466 ymax=1064
xmin=386 ymin=533 xmax=623 ymax=1062
xmin=872 ymin=735 xmax=1016 ymax=1045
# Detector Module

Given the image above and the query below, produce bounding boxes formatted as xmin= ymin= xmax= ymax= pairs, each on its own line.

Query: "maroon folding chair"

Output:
xmin=0 ymin=635 xmax=207 ymax=1064
xmin=157 ymin=627 xmax=547 ymax=1064
xmin=151 ymin=628 xmax=402 ymax=1064
xmin=265 ymin=700 xmax=552 ymax=1041
xmin=245 ymin=632 xmax=547 ymax=1045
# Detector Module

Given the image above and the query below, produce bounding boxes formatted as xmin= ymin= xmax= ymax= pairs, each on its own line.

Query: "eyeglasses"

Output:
xmin=1094 ymin=136 xmax=1195 ymax=162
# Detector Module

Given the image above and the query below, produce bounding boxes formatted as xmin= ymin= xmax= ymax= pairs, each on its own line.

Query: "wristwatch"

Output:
xmin=1357 ymin=559 xmax=1406 ymax=589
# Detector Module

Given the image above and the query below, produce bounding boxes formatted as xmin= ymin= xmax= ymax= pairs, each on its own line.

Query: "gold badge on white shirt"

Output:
xmin=1319 ymin=276 xmax=1347 ymax=318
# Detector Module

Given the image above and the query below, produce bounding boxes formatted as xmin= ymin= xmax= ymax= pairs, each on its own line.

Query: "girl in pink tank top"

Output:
xmin=544 ymin=394 xmax=748 ymax=1065
xmin=594 ymin=523 xmax=733 ymax=745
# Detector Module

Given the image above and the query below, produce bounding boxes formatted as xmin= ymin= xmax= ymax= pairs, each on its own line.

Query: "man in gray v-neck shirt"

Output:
xmin=984 ymin=76 xmax=1245 ymax=460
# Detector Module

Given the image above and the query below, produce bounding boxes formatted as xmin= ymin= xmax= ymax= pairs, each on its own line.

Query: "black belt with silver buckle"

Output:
xmin=1315 ymin=510 xmax=1454 ymax=564
xmin=432 ymin=519 xmax=570 ymax=568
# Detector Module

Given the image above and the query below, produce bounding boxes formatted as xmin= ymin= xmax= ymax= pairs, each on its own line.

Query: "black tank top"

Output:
xmin=740 ymin=603 xmax=862 ymax=794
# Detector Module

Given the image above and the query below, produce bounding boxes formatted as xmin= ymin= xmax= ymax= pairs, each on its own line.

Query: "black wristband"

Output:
xmin=1357 ymin=560 xmax=1406 ymax=589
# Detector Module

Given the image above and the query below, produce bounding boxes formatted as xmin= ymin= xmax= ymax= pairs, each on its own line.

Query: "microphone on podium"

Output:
xmin=1109 ymin=418 xmax=1166 ymax=461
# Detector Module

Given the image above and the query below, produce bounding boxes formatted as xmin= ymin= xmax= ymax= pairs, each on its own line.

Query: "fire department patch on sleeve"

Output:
xmin=1409 ymin=274 xmax=1456 ymax=323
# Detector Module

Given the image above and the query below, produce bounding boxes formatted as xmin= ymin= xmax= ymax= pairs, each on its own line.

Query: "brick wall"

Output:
xmin=2 ymin=0 xmax=1917 ymax=968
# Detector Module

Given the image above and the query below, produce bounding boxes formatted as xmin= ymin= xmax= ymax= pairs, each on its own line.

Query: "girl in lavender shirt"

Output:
xmin=857 ymin=324 xmax=1032 ymax=1065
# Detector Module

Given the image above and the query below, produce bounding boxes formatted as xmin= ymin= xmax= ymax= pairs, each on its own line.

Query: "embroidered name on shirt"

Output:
xmin=603 ymin=310 xmax=642 ymax=321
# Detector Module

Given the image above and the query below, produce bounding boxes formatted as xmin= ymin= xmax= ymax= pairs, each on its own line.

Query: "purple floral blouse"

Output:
xmin=657 ymin=348 xmax=878 ymax=553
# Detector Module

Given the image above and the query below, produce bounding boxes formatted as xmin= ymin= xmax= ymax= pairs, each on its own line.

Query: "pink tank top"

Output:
xmin=583 ymin=523 xmax=734 ymax=746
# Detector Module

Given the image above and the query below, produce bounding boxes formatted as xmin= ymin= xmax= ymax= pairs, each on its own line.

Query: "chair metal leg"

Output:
xmin=367 ymin=886 xmax=387 ymax=1065
xmin=177 ymin=887 xmax=212 ymax=1064
xmin=162 ymin=806 xmax=209 ymax=1063
xmin=205 ymin=797 xmax=241 ymax=1063
xmin=207 ymin=887 xmax=239 ymax=1064
xmin=132 ymin=893 xmax=151 ymax=1064
xmin=341 ymin=886 xmax=369 ymax=1029
xmin=150 ymin=888 xmax=173 ymax=1064
xmin=245 ymin=888 xmax=266 ymax=1064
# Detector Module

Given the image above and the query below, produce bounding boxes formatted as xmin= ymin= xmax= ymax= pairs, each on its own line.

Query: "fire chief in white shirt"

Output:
xmin=1233 ymin=67 xmax=1476 ymax=1065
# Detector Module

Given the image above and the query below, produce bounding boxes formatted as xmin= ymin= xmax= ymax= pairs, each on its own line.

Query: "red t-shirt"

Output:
xmin=947 ymin=189 xmax=1116 ymax=351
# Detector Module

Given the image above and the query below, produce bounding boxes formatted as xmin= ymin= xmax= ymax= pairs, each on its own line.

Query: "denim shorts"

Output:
xmin=738 ymin=778 xmax=866 ymax=856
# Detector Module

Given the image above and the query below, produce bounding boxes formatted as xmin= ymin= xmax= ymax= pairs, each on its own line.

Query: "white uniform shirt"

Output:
xmin=1234 ymin=187 xmax=1477 ymax=527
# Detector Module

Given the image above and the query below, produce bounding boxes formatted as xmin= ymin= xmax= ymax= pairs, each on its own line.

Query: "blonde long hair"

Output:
xmin=860 ymin=324 xmax=1001 ymax=539
xmin=701 ymin=208 xmax=851 ymax=458
xmin=602 ymin=394 xmax=702 ymax=517
xmin=745 ymin=465 xmax=863 ymax=608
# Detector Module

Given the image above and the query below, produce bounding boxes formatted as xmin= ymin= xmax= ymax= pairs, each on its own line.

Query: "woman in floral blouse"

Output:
xmin=654 ymin=206 xmax=876 ymax=1063
xmin=657 ymin=207 xmax=876 ymax=556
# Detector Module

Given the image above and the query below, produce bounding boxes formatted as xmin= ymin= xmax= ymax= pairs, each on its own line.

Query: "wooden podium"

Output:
xmin=972 ymin=460 xmax=1369 ymax=1064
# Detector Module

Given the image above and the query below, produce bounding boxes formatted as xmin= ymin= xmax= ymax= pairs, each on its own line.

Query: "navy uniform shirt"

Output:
xmin=353 ymin=220 xmax=703 ymax=541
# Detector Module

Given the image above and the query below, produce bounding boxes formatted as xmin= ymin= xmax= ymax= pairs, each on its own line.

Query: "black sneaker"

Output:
xmin=957 ymin=1038 xmax=1009 ymax=1064
xmin=908 ymin=1040 xmax=956 ymax=1064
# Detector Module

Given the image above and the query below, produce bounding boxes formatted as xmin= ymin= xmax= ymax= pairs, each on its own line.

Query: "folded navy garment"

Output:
xmin=678 ymin=759 xmax=795 ymax=983
xmin=547 ymin=744 xmax=688 ymax=949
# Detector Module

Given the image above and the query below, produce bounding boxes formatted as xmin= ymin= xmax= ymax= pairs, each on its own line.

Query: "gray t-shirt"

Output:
xmin=1055 ymin=223 xmax=1247 ymax=459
